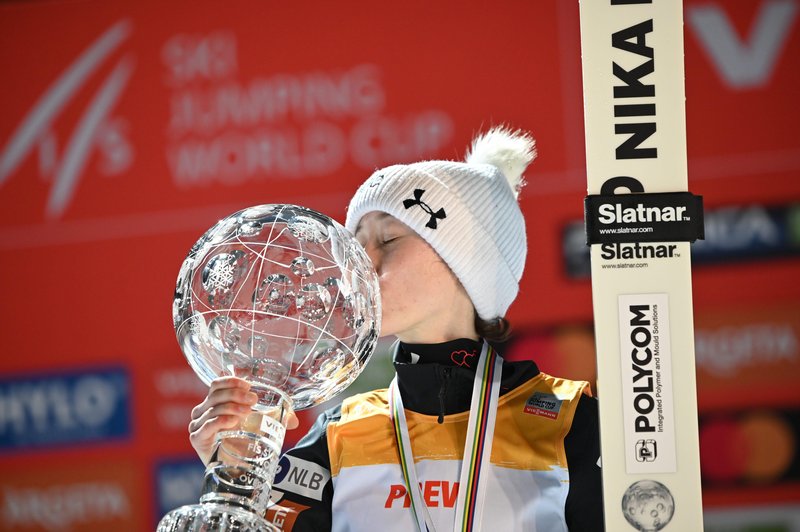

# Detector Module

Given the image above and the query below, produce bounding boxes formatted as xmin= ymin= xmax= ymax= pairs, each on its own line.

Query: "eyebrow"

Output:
xmin=355 ymin=212 xmax=393 ymax=235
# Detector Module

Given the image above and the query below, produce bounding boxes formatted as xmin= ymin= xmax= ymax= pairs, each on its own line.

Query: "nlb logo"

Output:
xmin=0 ymin=367 xmax=131 ymax=449
xmin=0 ymin=20 xmax=135 ymax=219
xmin=273 ymin=455 xmax=330 ymax=501
xmin=384 ymin=481 xmax=459 ymax=509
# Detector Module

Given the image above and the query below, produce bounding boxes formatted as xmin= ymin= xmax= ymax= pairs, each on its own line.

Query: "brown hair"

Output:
xmin=474 ymin=314 xmax=512 ymax=343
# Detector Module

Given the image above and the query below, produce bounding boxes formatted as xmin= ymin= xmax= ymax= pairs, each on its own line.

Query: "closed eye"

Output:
xmin=380 ymin=234 xmax=402 ymax=246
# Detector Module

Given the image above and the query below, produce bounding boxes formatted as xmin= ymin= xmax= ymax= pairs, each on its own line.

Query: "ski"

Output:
xmin=578 ymin=1 xmax=705 ymax=531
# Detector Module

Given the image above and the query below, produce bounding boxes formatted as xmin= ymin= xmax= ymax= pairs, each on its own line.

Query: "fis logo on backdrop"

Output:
xmin=154 ymin=458 xmax=205 ymax=519
xmin=0 ymin=20 xmax=135 ymax=220
xmin=273 ymin=455 xmax=330 ymax=501
xmin=0 ymin=367 xmax=131 ymax=450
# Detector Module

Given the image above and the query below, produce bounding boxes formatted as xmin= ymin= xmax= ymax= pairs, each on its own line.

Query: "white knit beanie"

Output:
xmin=345 ymin=126 xmax=537 ymax=320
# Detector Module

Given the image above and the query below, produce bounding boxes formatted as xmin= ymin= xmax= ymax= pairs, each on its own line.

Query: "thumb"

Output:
xmin=285 ymin=409 xmax=299 ymax=430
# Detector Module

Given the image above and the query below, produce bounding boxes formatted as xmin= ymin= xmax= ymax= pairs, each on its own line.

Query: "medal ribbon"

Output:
xmin=389 ymin=341 xmax=503 ymax=532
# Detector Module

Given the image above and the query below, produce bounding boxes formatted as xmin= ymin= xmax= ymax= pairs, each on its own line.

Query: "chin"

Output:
xmin=377 ymin=325 xmax=398 ymax=339
xmin=377 ymin=317 xmax=398 ymax=339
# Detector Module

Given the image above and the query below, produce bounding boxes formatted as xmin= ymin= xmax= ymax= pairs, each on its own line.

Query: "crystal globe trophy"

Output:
xmin=158 ymin=204 xmax=381 ymax=531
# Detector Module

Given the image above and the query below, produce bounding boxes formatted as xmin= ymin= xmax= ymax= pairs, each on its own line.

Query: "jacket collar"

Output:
xmin=391 ymin=339 xmax=540 ymax=417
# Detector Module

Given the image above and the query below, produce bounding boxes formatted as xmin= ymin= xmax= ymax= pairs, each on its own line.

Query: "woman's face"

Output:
xmin=354 ymin=212 xmax=477 ymax=344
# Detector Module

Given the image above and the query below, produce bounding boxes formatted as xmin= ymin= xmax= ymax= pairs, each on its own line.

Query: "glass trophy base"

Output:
xmin=158 ymin=501 xmax=279 ymax=532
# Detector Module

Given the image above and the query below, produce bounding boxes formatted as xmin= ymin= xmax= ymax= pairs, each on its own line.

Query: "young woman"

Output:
xmin=189 ymin=127 xmax=604 ymax=531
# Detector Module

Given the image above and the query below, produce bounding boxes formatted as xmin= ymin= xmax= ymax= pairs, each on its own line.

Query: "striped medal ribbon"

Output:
xmin=388 ymin=341 xmax=503 ymax=532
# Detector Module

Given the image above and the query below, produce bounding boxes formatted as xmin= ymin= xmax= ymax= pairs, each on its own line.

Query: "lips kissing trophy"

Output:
xmin=158 ymin=204 xmax=381 ymax=531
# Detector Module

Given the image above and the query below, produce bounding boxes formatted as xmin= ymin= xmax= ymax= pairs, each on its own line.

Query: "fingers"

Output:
xmin=188 ymin=377 xmax=304 ymax=465
xmin=189 ymin=413 xmax=242 ymax=465
xmin=189 ymin=377 xmax=258 ymax=465
xmin=189 ymin=411 xmax=241 ymax=443
xmin=210 ymin=375 xmax=251 ymax=390
xmin=191 ymin=377 xmax=258 ymax=422
xmin=285 ymin=409 xmax=299 ymax=430
xmin=188 ymin=401 xmax=251 ymax=434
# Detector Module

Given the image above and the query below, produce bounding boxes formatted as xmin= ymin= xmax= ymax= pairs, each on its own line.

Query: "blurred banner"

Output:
xmin=0 ymin=1 xmax=798 ymax=529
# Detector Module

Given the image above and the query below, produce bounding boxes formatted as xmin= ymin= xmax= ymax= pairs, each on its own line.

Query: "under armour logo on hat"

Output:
xmin=403 ymin=189 xmax=446 ymax=229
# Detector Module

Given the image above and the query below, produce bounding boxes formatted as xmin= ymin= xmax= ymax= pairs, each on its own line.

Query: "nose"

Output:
xmin=355 ymin=234 xmax=381 ymax=273
xmin=365 ymin=246 xmax=381 ymax=273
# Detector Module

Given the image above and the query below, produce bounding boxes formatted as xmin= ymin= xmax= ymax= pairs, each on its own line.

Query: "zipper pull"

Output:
xmin=437 ymin=367 xmax=451 ymax=424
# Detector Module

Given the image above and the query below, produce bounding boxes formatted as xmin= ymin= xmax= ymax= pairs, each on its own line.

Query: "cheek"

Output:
xmin=375 ymin=257 xmax=420 ymax=312
xmin=381 ymin=257 xmax=449 ymax=308
xmin=373 ymin=240 xmax=462 ymax=321
xmin=374 ymin=274 xmax=404 ymax=334
xmin=377 ymin=266 xmax=411 ymax=308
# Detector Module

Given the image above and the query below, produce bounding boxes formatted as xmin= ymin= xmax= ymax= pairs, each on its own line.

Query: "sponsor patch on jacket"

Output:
xmin=273 ymin=455 xmax=330 ymax=501
xmin=524 ymin=392 xmax=563 ymax=419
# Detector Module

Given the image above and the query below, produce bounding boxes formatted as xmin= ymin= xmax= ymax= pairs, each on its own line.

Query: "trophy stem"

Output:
xmin=158 ymin=385 xmax=292 ymax=532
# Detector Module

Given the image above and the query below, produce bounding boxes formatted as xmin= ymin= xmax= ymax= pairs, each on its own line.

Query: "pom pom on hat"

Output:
xmin=465 ymin=126 xmax=537 ymax=198
xmin=346 ymin=125 xmax=536 ymax=320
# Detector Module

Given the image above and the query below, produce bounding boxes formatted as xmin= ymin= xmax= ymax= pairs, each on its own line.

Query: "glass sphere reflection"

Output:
xmin=174 ymin=204 xmax=381 ymax=410
xmin=621 ymin=480 xmax=675 ymax=532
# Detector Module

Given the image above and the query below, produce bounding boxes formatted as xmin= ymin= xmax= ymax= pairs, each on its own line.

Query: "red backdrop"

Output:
xmin=1 ymin=1 xmax=798 ymax=529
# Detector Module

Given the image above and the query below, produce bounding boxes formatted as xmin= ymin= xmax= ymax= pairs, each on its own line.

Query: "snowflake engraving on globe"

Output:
xmin=621 ymin=480 xmax=675 ymax=532
xmin=172 ymin=204 xmax=381 ymax=410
